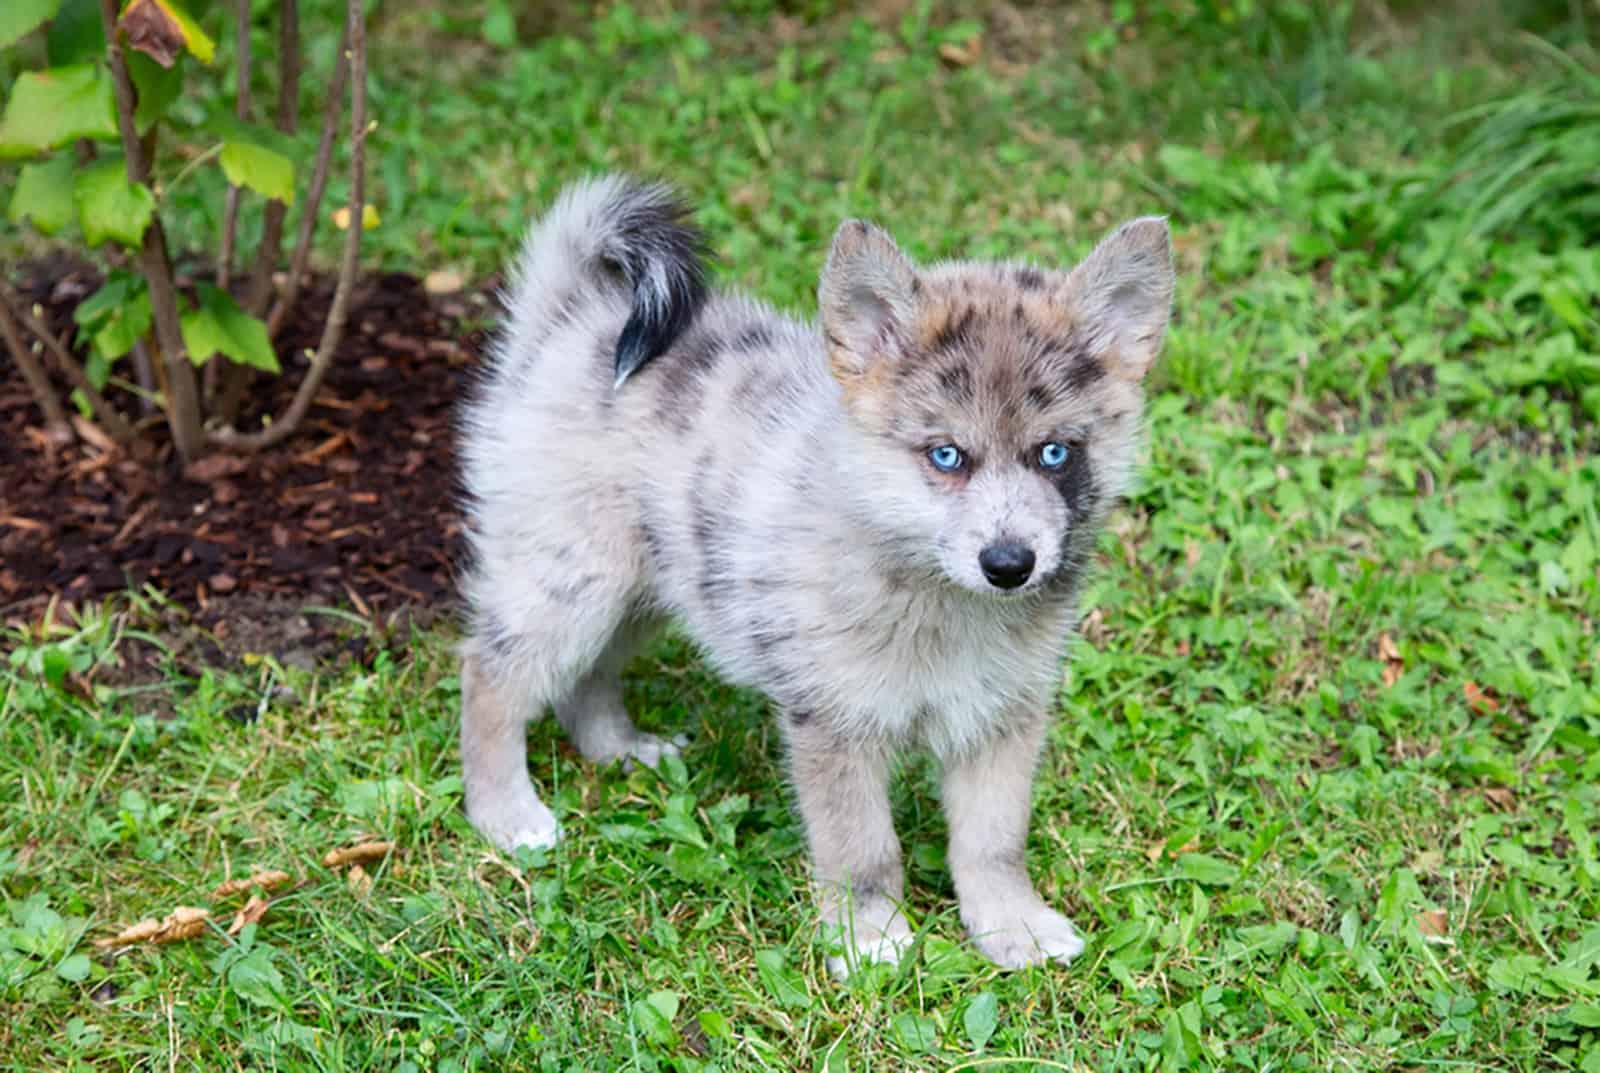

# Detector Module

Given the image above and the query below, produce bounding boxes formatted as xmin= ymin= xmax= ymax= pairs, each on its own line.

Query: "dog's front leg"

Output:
xmin=783 ymin=711 xmax=911 ymax=978
xmin=943 ymin=711 xmax=1085 ymax=969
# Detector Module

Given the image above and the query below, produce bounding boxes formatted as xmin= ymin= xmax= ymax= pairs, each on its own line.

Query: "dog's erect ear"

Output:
xmin=819 ymin=220 xmax=918 ymax=381
xmin=1064 ymin=216 xmax=1174 ymax=382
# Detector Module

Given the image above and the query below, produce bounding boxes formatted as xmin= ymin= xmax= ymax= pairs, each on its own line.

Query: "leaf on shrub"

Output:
xmin=47 ymin=0 xmax=102 ymax=64
xmin=8 ymin=156 xmax=77 ymax=235
xmin=74 ymin=273 xmax=153 ymax=362
xmin=180 ymin=284 xmax=280 ymax=373
xmin=93 ymin=906 xmax=210 ymax=948
xmin=0 ymin=65 xmax=117 ymax=156
xmin=220 ymin=141 xmax=295 ymax=205
xmin=321 ymin=840 xmax=395 ymax=869
xmin=333 ymin=204 xmax=381 ymax=231
xmin=0 ymin=0 xmax=63 ymax=50
xmin=129 ymin=51 xmax=183 ymax=131
xmin=118 ymin=0 xmax=213 ymax=67
xmin=211 ymin=870 xmax=292 ymax=900
xmin=73 ymin=159 xmax=156 ymax=248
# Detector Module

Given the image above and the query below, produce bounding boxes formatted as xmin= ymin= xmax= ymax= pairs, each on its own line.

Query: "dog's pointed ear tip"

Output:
xmin=1118 ymin=215 xmax=1173 ymax=245
xmin=828 ymin=217 xmax=898 ymax=256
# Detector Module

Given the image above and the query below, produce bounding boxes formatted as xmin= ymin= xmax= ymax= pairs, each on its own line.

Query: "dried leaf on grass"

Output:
xmin=211 ymin=869 xmax=292 ymax=900
xmin=346 ymin=864 xmax=373 ymax=899
xmin=1416 ymin=909 xmax=1449 ymax=937
xmin=1145 ymin=838 xmax=1200 ymax=862
xmin=1464 ymin=680 xmax=1500 ymax=713
xmin=322 ymin=840 xmax=395 ymax=868
xmin=938 ymin=34 xmax=983 ymax=67
xmin=226 ymin=896 xmax=271 ymax=937
xmin=1378 ymin=632 xmax=1403 ymax=688
xmin=94 ymin=906 xmax=210 ymax=949
xmin=1482 ymin=786 xmax=1517 ymax=810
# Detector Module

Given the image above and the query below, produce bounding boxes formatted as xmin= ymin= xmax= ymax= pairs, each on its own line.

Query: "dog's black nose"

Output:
xmin=979 ymin=542 xmax=1035 ymax=589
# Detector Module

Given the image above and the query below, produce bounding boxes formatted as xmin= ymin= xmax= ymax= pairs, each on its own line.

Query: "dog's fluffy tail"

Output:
xmin=500 ymin=174 xmax=709 ymax=387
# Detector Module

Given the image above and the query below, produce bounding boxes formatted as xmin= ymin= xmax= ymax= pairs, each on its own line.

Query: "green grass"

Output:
xmin=4 ymin=2 xmax=1600 ymax=1070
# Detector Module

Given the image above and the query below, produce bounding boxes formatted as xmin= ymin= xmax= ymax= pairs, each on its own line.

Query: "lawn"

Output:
xmin=3 ymin=2 xmax=1599 ymax=1070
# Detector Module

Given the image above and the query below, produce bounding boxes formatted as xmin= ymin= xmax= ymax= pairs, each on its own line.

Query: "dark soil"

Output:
xmin=1 ymin=259 xmax=502 ymax=658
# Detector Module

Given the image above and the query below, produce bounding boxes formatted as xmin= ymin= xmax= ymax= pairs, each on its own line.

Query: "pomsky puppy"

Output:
xmin=456 ymin=175 xmax=1174 ymax=974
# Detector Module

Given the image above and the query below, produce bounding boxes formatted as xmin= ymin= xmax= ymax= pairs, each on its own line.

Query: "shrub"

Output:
xmin=1 ymin=0 xmax=369 ymax=463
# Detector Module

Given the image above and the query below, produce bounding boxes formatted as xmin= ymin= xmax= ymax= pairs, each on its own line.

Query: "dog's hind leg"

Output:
xmin=555 ymin=617 xmax=683 ymax=769
xmin=460 ymin=567 xmax=636 ymax=853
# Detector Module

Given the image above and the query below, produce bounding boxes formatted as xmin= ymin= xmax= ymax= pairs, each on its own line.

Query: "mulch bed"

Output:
xmin=0 ymin=259 xmax=502 ymax=650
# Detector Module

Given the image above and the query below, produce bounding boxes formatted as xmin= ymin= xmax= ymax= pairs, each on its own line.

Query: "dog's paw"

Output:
xmin=969 ymin=904 xmax=1085 ymax=969
xmin=823 ymin=900 xmax=914 ymax=980
xmin=618 ymin=732 xmax=685 ymax=772
xmin=468 ymin=791 xmax=561 ymax=854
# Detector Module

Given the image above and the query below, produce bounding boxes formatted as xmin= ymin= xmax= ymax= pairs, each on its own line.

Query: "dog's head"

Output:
xmin=819 ymin=216 xmax=1173 ymax=596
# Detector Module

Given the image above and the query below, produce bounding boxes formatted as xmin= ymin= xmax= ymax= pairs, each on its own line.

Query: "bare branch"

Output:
xmin=216 ymin=0 xmax=253 ymax=291
xmin=0 ymin=291 xmax=73 ymax=442
xmin=266 ymin=23 xmax=349 ymax=339
xmin=245 ymin=0 xmax=299 ymax=317
xmin=211 ymin=0 xmax=366 ymax=452
xmin=214 ymin=0 xmax=303 ymax=424
xmin=0 ymin=281 xmax=136 ymax=445
xmin=130 ymin=339 xmax=158 ymax=413
xmin=101 ymin=0 xmax=204 ymax=461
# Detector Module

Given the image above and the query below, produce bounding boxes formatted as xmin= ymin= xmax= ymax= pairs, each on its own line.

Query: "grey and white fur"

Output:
xmin=457 ymin=174 xmax=1174 ymax=974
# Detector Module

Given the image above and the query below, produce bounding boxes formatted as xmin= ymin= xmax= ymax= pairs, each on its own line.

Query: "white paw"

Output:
xmin=823 ymin=901 xmax=914 ymax=980
xmin=969 ymin=904 xmax=1085 ymax=969
xmin=617 ymin=732 xmax=685 ymax=771
xmin=468 ymin=791 xmax=561 ymax=853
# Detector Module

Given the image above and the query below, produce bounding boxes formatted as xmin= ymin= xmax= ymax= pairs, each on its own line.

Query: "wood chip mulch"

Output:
xmin=0 ymin=259 xmax=500 ymax=634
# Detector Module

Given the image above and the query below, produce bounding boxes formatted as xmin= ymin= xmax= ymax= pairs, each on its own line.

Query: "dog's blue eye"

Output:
xmin=1038 ymin=442 xmax=1070 ymax=469
xmin=928 ymin=445 xmax=965 ymax=472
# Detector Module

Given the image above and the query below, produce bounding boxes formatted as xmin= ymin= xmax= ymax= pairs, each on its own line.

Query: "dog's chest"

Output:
xmin=729 ymin=579 xmax=1074 ymax=754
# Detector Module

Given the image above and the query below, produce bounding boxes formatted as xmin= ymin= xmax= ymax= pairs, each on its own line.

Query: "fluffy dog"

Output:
xmin=457 ymin=175 xmax=1173 ymax=973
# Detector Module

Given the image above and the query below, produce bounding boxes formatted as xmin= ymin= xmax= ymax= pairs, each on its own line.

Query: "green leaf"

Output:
xmin=753 ymin=949 xmax=810 ymax=1010
xmin=46 ymin=0 xmax=101 ymax=64
xmin=219 ymin=141 xmax=295 ymax=205
xmin=0 ymin=65 xmax=117 ymax=157
xmin=73 ymin=271 xmax=135 ymax=328
xmin=91 ymin=287 xmax=151 ymax=362
xmin=55 ymin=953 xmax=90 ymax=983
xmin=696 ymin=1009 xmax=732 ymax=1042
xmin=129 ymin=51 xmax=184 ymax=132
xmin=179 ymin=284 xmax=280 ymax=373
xmin=659 ymin=794 xmax=707 ymax=848
xmin=8 ymin=156 xmax=77 ymax=235
xmin=0 ymin=0 xmax=60 ymax=49
xmin=963 ymin=991 xmax=999 ymax=1050
xmin=630 ymin=990 xmax=679 ymax=1047
xmin=1177 ymin=852 xmax=1240 ymax=886
xmin=890 ymin=1012 xmax=938 ymax=1053
xmin=201 ymin=110 xmax=296 ymax=157
xmin=1562 ymin=926 xmax=1600 ymax=972
xmin=482 ymin=0 xmax=516 ymax=46
xmin=73 ymin=159 xmax=156 ymax=248
xmin=226 ymin=945 xmax=285 ymax=1010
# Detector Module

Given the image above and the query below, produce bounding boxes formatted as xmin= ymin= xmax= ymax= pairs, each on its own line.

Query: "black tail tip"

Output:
xmin=605 ymin=183 xmax=711 ymax=386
